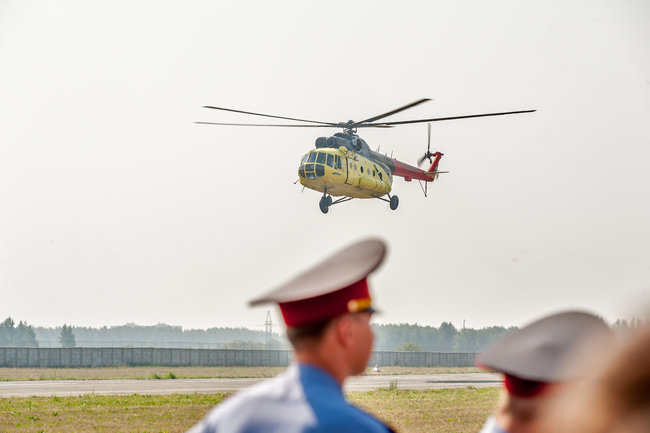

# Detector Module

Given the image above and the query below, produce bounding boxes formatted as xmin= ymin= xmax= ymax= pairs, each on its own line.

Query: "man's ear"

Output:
xmin=334 ymin=315 xmax=354 ymax=349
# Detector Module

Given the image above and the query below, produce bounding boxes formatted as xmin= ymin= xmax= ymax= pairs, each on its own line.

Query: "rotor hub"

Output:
xmin=342 ymin=120 xmax=357 ymax=134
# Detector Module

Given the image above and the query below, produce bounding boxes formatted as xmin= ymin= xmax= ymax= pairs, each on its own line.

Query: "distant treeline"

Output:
xmin=2 ymin=316 xmax=647 ymax=351
xmin=1 ymin=318 xmax=517 ymax=351
xmin=373 ymin=317 xmax=649 ymax=351
xmin=32 ymin=323 xmax=286 ymax=349
xmin=372 ymin=322 xmax=517 ymax=352
xmin=0 ymin=318 xmax=38 ymax=347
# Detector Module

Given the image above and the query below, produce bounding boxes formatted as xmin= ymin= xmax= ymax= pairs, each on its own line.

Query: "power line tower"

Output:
xmin=265 ymin=310 xmax=273 ymax=339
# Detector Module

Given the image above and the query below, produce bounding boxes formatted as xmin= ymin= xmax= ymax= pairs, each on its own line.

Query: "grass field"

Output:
xmin=0 ymin=388 xmax=500 ymax=433
xmin=0 ymin=366 xmax=482 ymax=381
xmin=351 ymin=388 xmax=499 ymax=433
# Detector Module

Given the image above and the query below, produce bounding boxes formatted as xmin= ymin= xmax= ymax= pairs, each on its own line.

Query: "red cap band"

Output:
xmin=279 ymin=279 xmax=371 ymax=327
xmin=504 ymin=374 xmax=548 ymax=398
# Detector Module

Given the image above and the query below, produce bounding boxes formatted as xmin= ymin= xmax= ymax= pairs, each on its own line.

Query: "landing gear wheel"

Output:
xmin=319 ymin=196 xmax=329 ymax=214
xmin=326 ymin=195 xmax=333 ymax=206
xmin=389 ymin=195 xmax=399 ymax=210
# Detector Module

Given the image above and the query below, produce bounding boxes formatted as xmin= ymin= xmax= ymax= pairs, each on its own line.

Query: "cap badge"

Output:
xmin=347 ymin=297 xmax=372 ymax=313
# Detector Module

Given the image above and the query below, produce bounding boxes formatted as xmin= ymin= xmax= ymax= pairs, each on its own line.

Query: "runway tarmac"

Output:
xmin=0 ymin=373 xmax=501 ymax=397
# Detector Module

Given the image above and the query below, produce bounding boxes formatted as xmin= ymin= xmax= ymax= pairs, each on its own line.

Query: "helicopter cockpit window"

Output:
xmin=299 ymin=152 xmax=328 ymax=180
xmin=335 ymin=155 xmax=342 ymax=169
xmin=304 ymin=163 xmax=316 ymax=179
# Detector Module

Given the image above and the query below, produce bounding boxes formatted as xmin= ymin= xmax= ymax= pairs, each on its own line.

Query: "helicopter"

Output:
xmin=197 ymin=99 xmax=535 ymax=213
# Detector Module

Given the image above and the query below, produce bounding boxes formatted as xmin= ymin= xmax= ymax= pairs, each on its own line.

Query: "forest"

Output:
xmin=1 ymin=317 xmax=516 ymax=351
xmin=2 ymin=316 xmax=644 ymax=352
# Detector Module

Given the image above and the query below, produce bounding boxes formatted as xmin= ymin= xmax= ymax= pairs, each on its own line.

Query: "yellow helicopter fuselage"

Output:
xmin=298 ymin=147 xmax=392 ymax=198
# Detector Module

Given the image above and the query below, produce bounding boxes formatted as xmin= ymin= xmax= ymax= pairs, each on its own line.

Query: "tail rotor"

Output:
xmin=416 ymin=123 xmax=447 ymax=197
xmin=417 ymin=123 xmax=433 ymax=168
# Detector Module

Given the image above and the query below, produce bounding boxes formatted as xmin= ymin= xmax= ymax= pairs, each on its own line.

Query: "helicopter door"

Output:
xmin=343 ymin=156 xmax=351 ymax=185
xmin=332 ymin=155 xmax=346 ymax=181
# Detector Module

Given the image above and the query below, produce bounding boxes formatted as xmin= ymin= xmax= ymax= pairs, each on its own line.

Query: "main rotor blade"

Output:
xmin=202 ymin=105 xmax=336 ymax=126
xmin=359 ymin=109 xmax=537 ymax=127
xmin=195 ymin=121 xmax=335 ymax=128
xmin=354 ymin=98 xmax=432 ymax=125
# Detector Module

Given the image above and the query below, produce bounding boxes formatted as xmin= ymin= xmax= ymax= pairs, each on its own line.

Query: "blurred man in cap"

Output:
xmin=475 ymin=310 xmax=614 ymax=433
xmin=544 ymin=321 xmax=650 ymax=433
xmin=186 ymin=238 xmax=395 ymax=433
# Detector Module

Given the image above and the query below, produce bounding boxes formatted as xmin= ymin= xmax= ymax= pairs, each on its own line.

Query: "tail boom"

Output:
xmin=392 ymin=152 xmax=445 ymax=182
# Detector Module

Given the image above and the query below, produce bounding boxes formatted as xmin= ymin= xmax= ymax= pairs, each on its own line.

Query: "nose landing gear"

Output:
xmin=319 ymin=194 xmax=332 ymax=214
xmin=318 ymin=190 xmax=351 ymax=213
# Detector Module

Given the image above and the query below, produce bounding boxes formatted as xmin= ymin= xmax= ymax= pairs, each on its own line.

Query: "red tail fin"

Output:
xmin=428 ymin=152 xmax=444 ymax=178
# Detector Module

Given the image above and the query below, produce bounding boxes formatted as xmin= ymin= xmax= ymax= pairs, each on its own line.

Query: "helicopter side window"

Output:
xmin=360 ymin=166 xmax=364 ymax=173
xmin=316 ymin=153 xmax=326 ymax=164
xmin=308 ymin=153 xmax=317 ymax=163
xmin=326 ymin=154 xmax=334 ymax=167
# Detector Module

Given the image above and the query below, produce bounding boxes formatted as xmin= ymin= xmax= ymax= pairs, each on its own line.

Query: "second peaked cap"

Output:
xmin=476 ymin=311 xmax=614 ymax=383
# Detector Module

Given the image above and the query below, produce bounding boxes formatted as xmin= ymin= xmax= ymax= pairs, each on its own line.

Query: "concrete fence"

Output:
xmin=0 ymin=347 xmax=477 ymax=368
xmin=369 ymin=351 xmax=477 ymax=367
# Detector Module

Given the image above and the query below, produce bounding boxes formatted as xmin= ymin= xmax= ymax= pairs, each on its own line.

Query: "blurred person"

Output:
xmin=546 ymin=322 xmax=650 ymax=433
xmin=186 ymin=238 xmax=395 ymax=433
xmin=475 ymin=311 xmax=615 ymax=433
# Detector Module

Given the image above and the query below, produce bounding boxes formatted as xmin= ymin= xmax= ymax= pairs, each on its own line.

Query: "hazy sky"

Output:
xmin=1 ymin=1 xmax=649 ymax=332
